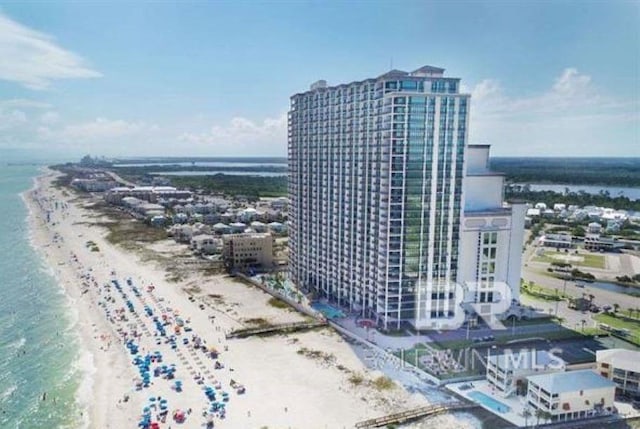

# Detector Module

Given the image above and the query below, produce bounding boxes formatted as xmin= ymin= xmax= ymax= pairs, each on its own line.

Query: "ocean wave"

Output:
xmin=73 ymin=347 xmax=95 ymax=429
xmin=6 ymin=337 xmax=26 ymax=351
xmin=0 ymin=384 xmax=17 ymax=403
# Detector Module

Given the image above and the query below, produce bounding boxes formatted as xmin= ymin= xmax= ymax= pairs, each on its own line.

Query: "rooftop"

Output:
xmin=596 ymin=349 xmax=640 ymax=372
xmin=527 ymin=370 xmax=615 ymax=394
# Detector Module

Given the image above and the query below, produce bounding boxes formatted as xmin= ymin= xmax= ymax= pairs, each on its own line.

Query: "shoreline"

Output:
xmin=24 ymin=168 xmax=139 ymax=429
xmin=24 ymin=168 xmax=474 ymax=428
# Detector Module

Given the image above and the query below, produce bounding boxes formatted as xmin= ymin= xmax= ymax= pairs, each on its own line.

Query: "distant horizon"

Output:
xmin=3 ymin=150 xmax=640 ymax=166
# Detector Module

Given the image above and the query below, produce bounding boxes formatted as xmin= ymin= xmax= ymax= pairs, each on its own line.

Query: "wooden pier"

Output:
xmin=354 ymin=401 xmax=477 ymax=428
xmin=226 ymin=320 xmax=327 ymax=339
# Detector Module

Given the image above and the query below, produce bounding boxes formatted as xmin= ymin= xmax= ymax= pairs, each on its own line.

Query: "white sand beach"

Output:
xmin=26 ymin=169 xmax=475 ymax=429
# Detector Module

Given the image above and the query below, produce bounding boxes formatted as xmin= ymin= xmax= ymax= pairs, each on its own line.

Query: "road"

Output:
xmin=105 ymin=170 xmax=136 ymax=187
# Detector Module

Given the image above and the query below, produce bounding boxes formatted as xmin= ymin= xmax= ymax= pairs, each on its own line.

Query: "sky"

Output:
xmin=0 ymin=0 xmax=638 ymax=160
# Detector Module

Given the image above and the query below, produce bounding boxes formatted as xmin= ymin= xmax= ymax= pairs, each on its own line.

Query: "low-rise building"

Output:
xmin=596 ymin=349 xmax=640 ymax=400
xmin=222 ymin=233 xmax=273 ymax=272
xmin=71 ymin=178 xmax=118 ymax=192
xmin=250 ymin=221 xmax=267 ymax=232
xmin=539 ymin=233 xmax=573 ymax=248
xmin=229 ymin=222 xmax=247 ymax=233
xmin=169 ymin=224 xmax=194 ymax=243
xmin=268 ymin=221 xmax=287 ymax=234
xmin=487 ymin=350 xmax=566 ymax=397
xmin=212 ymin=223 xmax=232 ymax=235
xmin=190 ymin=234 xmax=221 ymax=255
xmin=105 ymin=186 xmax=192 ymax=204
xmin=584 ymin=234 xmax=622 ymax=252
xmin=526 ymin=370 xmax=616 ymax=423
xmin=588 ymin=222 xmax=602 ymax=234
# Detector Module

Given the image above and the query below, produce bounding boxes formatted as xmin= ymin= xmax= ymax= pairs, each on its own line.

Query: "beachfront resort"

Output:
xmin=41 ymin=64 xmax=640 ymax=429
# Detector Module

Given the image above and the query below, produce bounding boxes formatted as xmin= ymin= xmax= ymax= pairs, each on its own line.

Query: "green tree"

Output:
xmin=522 ymin=408 xmax=532 ymax=427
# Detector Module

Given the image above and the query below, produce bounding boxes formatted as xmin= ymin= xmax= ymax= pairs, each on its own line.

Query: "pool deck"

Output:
xmin=446 ymin=379 xmax=530 ymax=427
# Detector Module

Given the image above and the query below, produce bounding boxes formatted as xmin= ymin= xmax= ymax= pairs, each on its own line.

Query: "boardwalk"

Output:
xmin=354 ymin=401 xmax=477 ymax=428
xmin=226 ymin=320 xmax=327 ymax=339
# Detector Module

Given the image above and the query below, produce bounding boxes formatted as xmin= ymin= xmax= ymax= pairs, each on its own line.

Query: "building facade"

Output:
xmin=223 ymin=233 xmax=274 ymax=272
xmin=288 ymin=65 xmax=523 ymax=330
xmin=457 ymin=145 xmax=526 ymax=322
xmin=487 ymin=350 xmax=565 ymax=397
xmin=596 ymin=349 xmax=640 ymax=400
xmin=526 ymin=370 xmax=616 ymax=422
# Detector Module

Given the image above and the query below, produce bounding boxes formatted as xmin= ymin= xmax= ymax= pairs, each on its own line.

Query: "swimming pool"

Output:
xmin=468 ymin=391 xmax=511 ymax=413
xmin=311 ymin=302 xmax=345 ymax=319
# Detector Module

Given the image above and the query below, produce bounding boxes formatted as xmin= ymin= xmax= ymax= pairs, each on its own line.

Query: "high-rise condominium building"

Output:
xmin=288 ymin=65 xmax=524 ymax=330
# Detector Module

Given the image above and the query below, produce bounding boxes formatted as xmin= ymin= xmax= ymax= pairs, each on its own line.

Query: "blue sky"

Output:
xmin=0 ymin=0 xmax=638 ymax=159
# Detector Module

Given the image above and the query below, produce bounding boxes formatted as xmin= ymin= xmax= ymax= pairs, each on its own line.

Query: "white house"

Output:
xmin=190 ymin=234 xmax=221 ymax=255
xmin=526 ymin=370 xmax=616 ymax=423
xmin=250 ymin=221 xmax=268 ymax=232
xmin=212 ymin=223 xmax=232 ymax=235
xmin=539 ymin=233 xmax=573 ymax=248
xmin=587 ymin=222 xmax=602 ymax=234
xmin=170 ymin=224 xmax=194 ymax=243
xmin=596 ymin=349 xmax=640 ymax=400
xmin=487 ymin=349 xmax=566 ymax=397
xmin=230 ymin=222 xmax=247 ymax=233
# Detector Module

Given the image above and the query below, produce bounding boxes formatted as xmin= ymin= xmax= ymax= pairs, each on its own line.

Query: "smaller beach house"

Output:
xmin=526 ymin=370 xmax=616 ymax=423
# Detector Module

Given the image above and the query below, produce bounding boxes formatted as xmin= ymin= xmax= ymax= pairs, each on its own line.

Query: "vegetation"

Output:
xmin=533 ymin=250 xmax=605 ymax=269
xmin=616 ymin=274 xmax=640 ymax=284
xmin=491 ymin=157 xmax=640 ymax=187
xmin=244 ymin=318 xmax=272 ymax=327
xmin=111 ymin=163 xmax=286 ymax=176
xmin=124 ymin=172 xmax=287 ymax=199
xmin=296 ymin=347 xmax=336 ymax=364
xmin=594 ymin=313 xmax=640 ymax=345
xmin=347 ymin=373 xmax=365 ymax=386
xmin=521 ymin=282 xmax=566 ymax=301
xmin=372 ymin=376 xmax=395 ymax=391
xmin=267 ymin=297 xmax=289 ymax=309
xmin=505 ymin=185 xmax=640 ymax=211
xmin=570 ymin=268 xmax=596 ymax=280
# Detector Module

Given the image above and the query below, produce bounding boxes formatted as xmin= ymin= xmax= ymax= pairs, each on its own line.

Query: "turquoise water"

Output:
xmin=0 ymin=165 xmax=84 ymax=428
xmin=468 ymin=391 xmax=511 ymax=413
xmin=311 ymin=302 xmax=346 ymax=319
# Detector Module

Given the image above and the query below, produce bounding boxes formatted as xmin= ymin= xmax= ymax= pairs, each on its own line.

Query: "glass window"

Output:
xmin=401 ymin=80 xmax=418 ymax=90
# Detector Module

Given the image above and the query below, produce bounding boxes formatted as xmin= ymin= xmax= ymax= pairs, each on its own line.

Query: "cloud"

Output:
xmin=40 ymin=111 xmax=60 ymax=124
xmin=0 ymin=13 xmax=101 ymax=89
xmin=39 ymin=117 xmax=158 ymax=144
xmin=467 ymin=68 xmax=638 ymax=155
xmin=0 ymin=108 xmax=27 ymax=130
xmin=179 ymin=113 xmax=287 ymax=155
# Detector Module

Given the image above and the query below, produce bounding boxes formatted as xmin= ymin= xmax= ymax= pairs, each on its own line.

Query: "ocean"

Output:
xmin=0 ymin=165 xmax=86 ymax=428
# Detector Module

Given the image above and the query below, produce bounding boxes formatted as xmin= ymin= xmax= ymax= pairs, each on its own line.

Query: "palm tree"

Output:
xmin=522 ymin=408 xmax=532 ymax=427
xmin=588 ymin=294 xmax=595 ymax=304
xmin=613 ymin=303 xmax=620 ymax=314
xmin=581 ymin=319 xmax=586 ymax=332
xmin=534 ymin=408 xmax=546 ymax=427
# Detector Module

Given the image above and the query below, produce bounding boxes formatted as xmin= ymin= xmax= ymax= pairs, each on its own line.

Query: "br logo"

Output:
xmin=414 ymin=280 xmax=513 ymax=330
